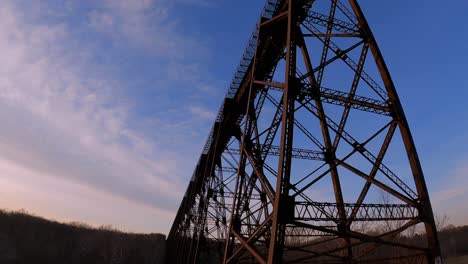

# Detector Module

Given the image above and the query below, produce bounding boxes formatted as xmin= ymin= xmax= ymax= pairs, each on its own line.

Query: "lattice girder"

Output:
xmin=166 ymin=1 xmax=442 ymax=263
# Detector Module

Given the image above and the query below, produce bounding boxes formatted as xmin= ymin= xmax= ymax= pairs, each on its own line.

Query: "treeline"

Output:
xmin=0 ymin=210 xmax=166 ymax=264
xmin=439 ymin=225 xmax=468 ymax=258
xmin=183 ymin=224 xmax=468 ymax=263
xmin=1 ymin=209 xmax=466 ymax=263
xmin=387 ymin=224 xmax=468 ymax=259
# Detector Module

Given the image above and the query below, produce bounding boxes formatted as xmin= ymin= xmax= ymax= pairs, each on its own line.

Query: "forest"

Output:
xmin=0 ymin=210 xmax=166 ymax=264
xmin=0 ymin=209 xmax=467 ymax=263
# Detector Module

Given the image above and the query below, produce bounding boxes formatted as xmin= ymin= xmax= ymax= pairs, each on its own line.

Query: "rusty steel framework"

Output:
xmin=166 ymin=0 xmax=442 ymax=263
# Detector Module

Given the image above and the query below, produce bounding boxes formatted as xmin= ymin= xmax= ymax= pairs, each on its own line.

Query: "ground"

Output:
xmin=446 ymin=255 xmax=468 ymax=264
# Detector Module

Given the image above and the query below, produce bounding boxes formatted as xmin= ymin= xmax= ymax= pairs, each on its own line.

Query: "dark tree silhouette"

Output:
xmin=0 ymin=210 xmax=166 ymax=264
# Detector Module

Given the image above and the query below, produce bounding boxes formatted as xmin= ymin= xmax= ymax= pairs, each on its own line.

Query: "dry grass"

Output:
xmin=445 ymin=255 xmax=468 ymax=264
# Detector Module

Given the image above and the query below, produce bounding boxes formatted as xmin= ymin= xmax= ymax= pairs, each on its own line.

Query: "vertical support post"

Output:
xmin=223 ymin=16 xmax=262 ymax=264
xmin=348 ymin=0 xmax=442 ymax=263
xmin=267 ymin=0 xmax=297 ymax=263
xmin=298 ymin=29 xmax=351 ymax=261
xmin=193 ymin=122 xmax=222 ymax=263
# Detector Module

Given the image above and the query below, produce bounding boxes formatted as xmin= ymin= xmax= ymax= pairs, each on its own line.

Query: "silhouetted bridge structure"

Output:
xmin=166 ymin=0 xmax=442 ymax=263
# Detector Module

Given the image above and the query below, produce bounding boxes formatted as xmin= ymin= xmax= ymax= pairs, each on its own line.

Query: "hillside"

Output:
xmin=0 ymin=210 xmax=166 ymax=264
xmin=1 ymin=209 xmax=466 ymax=263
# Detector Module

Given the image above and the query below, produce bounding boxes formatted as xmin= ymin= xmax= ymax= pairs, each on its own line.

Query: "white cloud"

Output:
xmin=0 ymin=0 xmax=206 ymax=232
xmin=189 ymin=105 xmax=216 ymax=121
xmin=431 ymin=162 xmax=468 ymax=204
xmin=431 ymin=160 xmax=468 ymax=225
xmin=174 ymin=0 xmax=216 ymax=7
xmin=86 ymin=0 xmax=208 ymax=59
xmin=0 ymin=158 xmax=174 ymax=233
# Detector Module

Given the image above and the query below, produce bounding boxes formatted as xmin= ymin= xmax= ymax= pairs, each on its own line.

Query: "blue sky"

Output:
xmin=0 ymin=0 xmax=466 ymax=234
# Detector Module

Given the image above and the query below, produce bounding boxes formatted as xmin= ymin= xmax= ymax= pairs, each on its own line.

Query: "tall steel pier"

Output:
xmin=167 ymin=0 xmax=442 ymax=263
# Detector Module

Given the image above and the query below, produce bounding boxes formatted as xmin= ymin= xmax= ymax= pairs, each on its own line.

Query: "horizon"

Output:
xmin=0 ymin=0 xmax=467 ymax=235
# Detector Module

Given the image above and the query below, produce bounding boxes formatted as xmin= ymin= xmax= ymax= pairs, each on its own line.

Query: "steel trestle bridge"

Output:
xmin=166 ymin=0 xmax=442 ymax=263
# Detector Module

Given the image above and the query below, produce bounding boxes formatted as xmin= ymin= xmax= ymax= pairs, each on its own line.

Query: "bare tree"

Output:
xmin=435 ymin=213 xmax=450 ymax=232
xmin=378 ymin=189 xmax=403 ymax=234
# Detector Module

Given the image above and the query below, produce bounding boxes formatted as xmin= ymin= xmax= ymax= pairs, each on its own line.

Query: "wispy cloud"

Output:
xmin=431 ymin=159 xmax=468 ymax=225
xmin=86 ymin=0 xmax=209 ymax=59
xmin=0 ymin=0 xmax=217 ymax=233
xmin=0 ymin=157 xmax=174 ymax=232
xmin=431 ymin=161 xmax=468 ymax=204
xmin=189 ymin=105 xmax=216 ymax=121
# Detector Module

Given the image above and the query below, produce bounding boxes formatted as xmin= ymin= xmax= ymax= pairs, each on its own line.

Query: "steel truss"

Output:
xmin=167 ymin=0 xmax=442 ymax=263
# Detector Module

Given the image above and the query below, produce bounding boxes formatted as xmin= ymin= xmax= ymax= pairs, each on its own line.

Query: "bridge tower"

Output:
xmin=167 ymin=0 xmax=442 ymax=263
